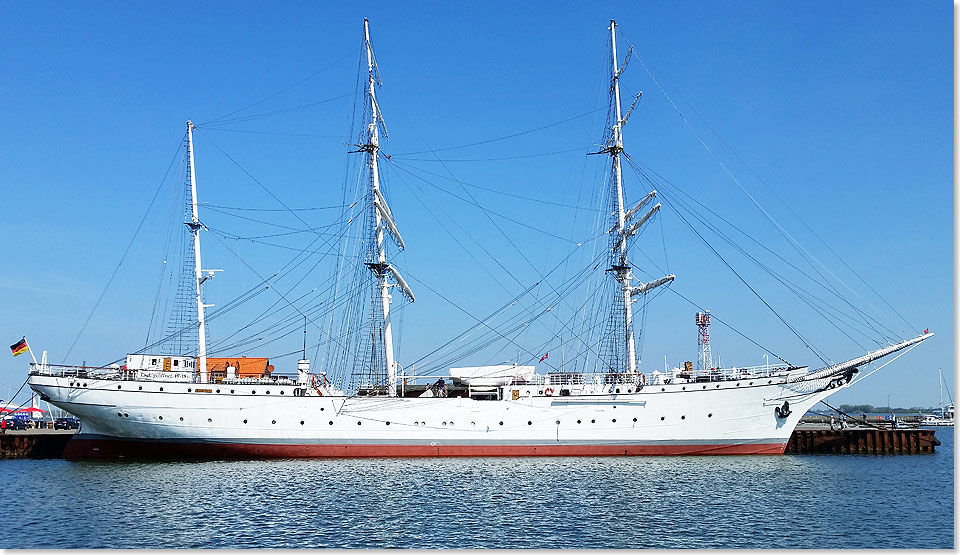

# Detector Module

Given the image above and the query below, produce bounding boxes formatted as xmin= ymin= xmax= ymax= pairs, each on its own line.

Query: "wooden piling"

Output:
xmin=785 ymin=428 xmax=939 ymax=454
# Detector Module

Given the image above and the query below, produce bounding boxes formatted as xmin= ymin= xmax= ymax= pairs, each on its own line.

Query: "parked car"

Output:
xmin=54 ymin=417 xmax=80 ymax=430
xmin=2 ymin=418 xmax=28 ymax=431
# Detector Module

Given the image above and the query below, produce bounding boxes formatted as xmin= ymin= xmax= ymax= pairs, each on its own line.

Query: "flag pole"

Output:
xmin=25 ymin=339 xmax=40 ymax=368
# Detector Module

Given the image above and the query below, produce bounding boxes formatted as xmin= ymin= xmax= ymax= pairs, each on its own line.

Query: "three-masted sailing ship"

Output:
xmin=26 ymin=20 xmax=931 ymax=459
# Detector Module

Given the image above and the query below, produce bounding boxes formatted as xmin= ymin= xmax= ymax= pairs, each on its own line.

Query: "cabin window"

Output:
xmin=151 ymin=359 xmax=158 ymax=365
xmin=173 ymin=360 xmax=179 ymax=367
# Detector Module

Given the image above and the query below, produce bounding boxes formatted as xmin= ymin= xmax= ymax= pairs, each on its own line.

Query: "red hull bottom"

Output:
xmin=63 ymin=438 xmax=787 ymax=459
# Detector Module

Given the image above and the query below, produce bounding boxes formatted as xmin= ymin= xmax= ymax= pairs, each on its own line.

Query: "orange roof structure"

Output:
xmin=205 ymin=357 xmax=274 ymax=378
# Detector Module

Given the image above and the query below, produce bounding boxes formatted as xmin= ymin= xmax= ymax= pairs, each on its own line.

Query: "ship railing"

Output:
xmin=29 ymin=362 xmax=124 ymax=379
xmin=645 ymin=364 xmax=792 ymax=385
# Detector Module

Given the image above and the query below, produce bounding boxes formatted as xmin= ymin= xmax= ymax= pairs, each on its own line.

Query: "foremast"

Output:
xmin=361 ymin=19 xmax=414 ymax=396
xmin=603 ymin=20 xmax=674 ymax=375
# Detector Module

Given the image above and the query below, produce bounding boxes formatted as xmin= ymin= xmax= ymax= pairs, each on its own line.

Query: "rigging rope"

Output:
xmin=199 ymin=48 xmax=358 ymax=127
xmin=62 ymin=138 xmax=185 ymax=363
xmin=390 ymin=107 xmax=606 ymax=156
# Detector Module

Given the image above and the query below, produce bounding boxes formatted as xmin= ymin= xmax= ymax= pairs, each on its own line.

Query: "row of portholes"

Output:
xmin=68 ymin=382 xmax=88 ymax=387
xmin=120 ymin=385 xmax=303 ymax=396
xmin=660 ymin=379 xmax=777 ymax=392
xmin=144 ymin=413 xmax=714 ymax=426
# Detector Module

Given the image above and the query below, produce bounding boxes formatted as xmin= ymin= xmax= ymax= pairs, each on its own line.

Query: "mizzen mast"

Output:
xmin=603 ymin=20 xmax=673 ymax=375
xmin=360 ymin=19 xmax=414 ymax=397
xmin=186 ymin=121 xmax=218 ymax=384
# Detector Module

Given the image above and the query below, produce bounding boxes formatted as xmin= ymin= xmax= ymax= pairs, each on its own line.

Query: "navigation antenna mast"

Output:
xmin=603 ymin=20 xmax=674 ymax=375
xmin=696 ymin=311 xmax=713 ymax=371
xmin=186 ymin=121 xmax=219 ymax=384
xmin=361 ymin=19 xmax=414 ymax=396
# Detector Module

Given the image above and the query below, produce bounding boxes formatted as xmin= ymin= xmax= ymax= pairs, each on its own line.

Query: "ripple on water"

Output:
xmin=0 ymin=433 xmax=953 ymax=548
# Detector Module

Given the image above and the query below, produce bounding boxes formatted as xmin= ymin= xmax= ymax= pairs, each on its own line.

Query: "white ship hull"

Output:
xmin=29 ymin=372 xmax=844 ymax=459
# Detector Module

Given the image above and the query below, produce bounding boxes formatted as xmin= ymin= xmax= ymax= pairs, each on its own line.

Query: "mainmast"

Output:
xmin=186 ymin=121 xmax=216 ymax=384
xmin=361 ymin=19 xmax=414 ymax=396
xmin=604 ymin=20 xmax=673 ymax=375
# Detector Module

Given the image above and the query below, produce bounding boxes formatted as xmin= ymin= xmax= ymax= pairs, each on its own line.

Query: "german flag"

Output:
xmin=10 ymin=338 xmax=28 ymax=357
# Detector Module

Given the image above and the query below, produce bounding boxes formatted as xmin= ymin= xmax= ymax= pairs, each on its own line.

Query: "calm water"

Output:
xmin=1 ymin=432 xmax=953 ymax=549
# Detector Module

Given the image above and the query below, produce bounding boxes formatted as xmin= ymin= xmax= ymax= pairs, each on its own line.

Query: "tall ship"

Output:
xmin=26 ymin=20 xmax=931 ymax=459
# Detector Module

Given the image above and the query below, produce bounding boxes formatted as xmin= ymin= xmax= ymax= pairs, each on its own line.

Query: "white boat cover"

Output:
xmin=449 ymin=364 xmax=536 ymax=386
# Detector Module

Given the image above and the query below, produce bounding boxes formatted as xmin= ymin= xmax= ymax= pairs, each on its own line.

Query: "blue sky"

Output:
xmin=0 ymin=2 xmax=953 ymax=408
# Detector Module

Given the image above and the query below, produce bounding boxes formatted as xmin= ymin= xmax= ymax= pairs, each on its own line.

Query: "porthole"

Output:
xmin=633 ymin=417 xmax=637 ymax=422
xmin=702 ymin=385 xmax=706 ymax=389
xmin=749 ymin=382 xmax=754 ymax=386
xmin=266 ymin=390 xmax=270 ymax=395
xmin=660 ymin=416 xmax=665 ymax=421
xmin=591 ymin=419 xmax=596 ymax=424
xmin=280 ymin=390 xmax=284 ymax=395
xmin=329 ymin=421 xmax=333 ymax=425
xmin=682 ymin=387 xmax=686 ymax=391
xmin=179 ymin=417 xmax=184 ymax=421
xmin=243 ymin=419 xmax=247 ymax=424
xmin=124 ymin=413 xmax=128 ymax=418
xmin=556 ymin=420 xmax=560 ymax=425
xmin=708 ymin=413 xmax=713 ymax=418
xmin=117 ymin=412 xmax=122 ymax=417
xmin=449 ymin=422 xmax=454 ymax=426
xmin=83 ymin=383 xmax=87 ymax=387
xmin=187 ymin=388 xmax=192 ymax=393
xmin=207 ymin=418 xmax=212 ymax=422
xmin=415 ymin=421 xmax=420 ymax=426
xmin=615 ymin=388 xmax=620 ymax=393
xmin=681 ymin=415 xmax=686 ymax=420
xmin=471 ymin=421 xmax=476 ymax=426
xmin=499 ymin=421 xmax=504 ymax=426
xmin=272 ymin=420 xmax=276 ymax=425
xmin=577 ymin=420 xmax=582 ymax=424
xmin=661 ymin=388 xmax=665 ymax=392
xmin=158 ymin=416 xmax=163 ymax=420
xmin=443 ymin=421 xmax=448 ymax=426
xmin=527 ymin=421 xmax=532 ymax=426
xmin=386 ymin=421 xmax=390 ymax=426
xmin=612 ymin=418 xmax=617 ymax=423
xmin=538 ymin=390 xmax=543 ymax=395
xmin=138 ymin=386 xmax=142 ymax=391
xmin=300 ymin=420 xmax=305 ymax=425
xmin=716 ymin=384 xmax=720 ymax=388
xmin=159 ymin=387 xmax=163 ymax=392
xmin=117 ymin=385 xmax=121 ymax=390
xmin=69 ymin=382 xmax=73 ymax=386
xmin=251 ymin=390 xmax=256 ymax=394
xmin=230 ymin=390 xmax=235 ymax=394
xmin=216 ymin=389 xmax=220 ymax=393
xmin=320 ymin=407 xmax=325 ymax=411
xmin=735 ymin=383 xmax=740 ymax=387
xmin=357 ymin=421 xmax=362 ymax=425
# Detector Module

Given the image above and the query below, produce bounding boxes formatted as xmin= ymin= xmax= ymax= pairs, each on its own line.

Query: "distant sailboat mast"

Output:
xmin=361 ymin=19 xmax=413 ymax=396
